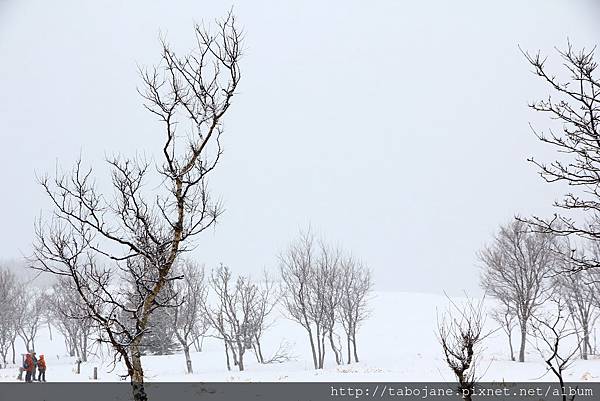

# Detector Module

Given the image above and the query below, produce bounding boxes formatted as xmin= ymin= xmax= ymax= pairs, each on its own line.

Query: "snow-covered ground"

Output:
xmin=1 ymin=291 xmax=598 ymax=382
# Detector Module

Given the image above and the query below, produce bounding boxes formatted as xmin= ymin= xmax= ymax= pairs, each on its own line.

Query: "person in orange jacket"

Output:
xmin=23 ymin=353 xmax=34 ymax=383
xmin=37 ymin=355 xmax=46 ymax=382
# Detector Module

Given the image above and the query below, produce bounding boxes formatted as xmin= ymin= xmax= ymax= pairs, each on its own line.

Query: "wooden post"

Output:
xmin=93 ymin=367 xmax=98 ymax=380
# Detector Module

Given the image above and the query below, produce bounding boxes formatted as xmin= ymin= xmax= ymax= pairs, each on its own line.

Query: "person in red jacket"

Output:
xmin=37 ymin=355 xmax=46 ymax=382
xmin=23 ymin=353 xmax=34 ymax=383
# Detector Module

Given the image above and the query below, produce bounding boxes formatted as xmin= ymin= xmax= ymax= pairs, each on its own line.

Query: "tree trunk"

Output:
xmin=583 ymin=324 xmax=589 ymax=360
xmin=319 ymin=332 xmax=326 ymax=369
xmin=82 ymin=335 xmax=88 ymax=362
xmin=131 ymin=346 xmax=147 ymax=401
xmin=255 ymin=336 xmax=264 ymax=364
xmin=346 ymin=335 xmax=352 ymax=364
xmin=48 ymin=323 xmax=53 ymax=341
xmin=328 ymin=330 xmax=341 ymax=365
xmin=306 ymin=326 xmax=318 ymax=369
xmin=183 ymin=345 xmax=193 ymax=374
xmin=11 ymin=340 xmax=15 ymax=364
xmin=352 ymin=331 xmax=359 ymax=363
xmin=230 ymin=342 xmax=239 ymax=366
xmin=316 ymin=326 xmax=324 ymax=369
xmin=74 ymin=336 xmax=80 ymax=359
xmin=507 ymin=330 xmax=515 ymax=361
xmin=236 ymin=342 xmax=245 ymax=371
xmin=193 ymin=336 xmax=203 ymax=352
xmin=131 ymin=382 xmax=148 ymax=401
xmin=458 ymin=376 xmax=473 ymax=401
xmin=518 ymin=326 xmax=527 ymax=363
xmin=224 ymin=339 xmax=231 ymax=371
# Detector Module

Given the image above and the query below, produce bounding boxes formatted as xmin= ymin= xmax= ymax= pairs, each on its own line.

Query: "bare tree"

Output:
xmin=249 ymin=271 xmax=279 ymax=364
xmin=279 ymin=231 xmax=328 ymax=369
xmin=0 ymin=268 xmax=21 ymax=368
xmin=319 ymin=244 xmax=343 ymax=367
xmin=522 ymin=44 xmax=600 ymax=272
xmin=437 ymin=296 xmax=490 ymax=401
xmin=30 ymin=13 xmax=242 ymax=401
xmin=47 ymin=277 xmax=95 ymax=361
xmin=479 ymin=219 xmax=557 ymax=362
xmin=489 ymin=299 xmax=518 ymax=361
xmin=280 ymin=231 xmax=372 ymax=369
xmin=9 ymin=291 xmax=23 ymax=365
xmin=170 ymin=259 xmax=208 ymax=374
xmin=204 ymin=265 xmax=258 ymax=372
xmin=555 ymin=266 xmax=598 ymax=360
xmin=530 ymin=297 xmax=580 ymax=401
xmin=18 ymin=292 xmax=44 ymax=353
xmin=338 ymin=254 xmax=372 ymax=364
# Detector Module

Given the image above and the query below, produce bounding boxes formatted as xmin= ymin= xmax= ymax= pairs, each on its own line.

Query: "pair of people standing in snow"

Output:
xmin=22 ymin=351 xmax=46 ymax=382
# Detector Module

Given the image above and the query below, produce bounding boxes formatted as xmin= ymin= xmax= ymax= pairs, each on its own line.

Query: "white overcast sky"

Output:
xmin=1 ymin=0 xmax=599 ymax=293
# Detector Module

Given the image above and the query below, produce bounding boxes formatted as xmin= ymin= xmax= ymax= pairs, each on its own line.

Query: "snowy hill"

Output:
xmin=1 ymin=291 xmax=599 ymax=382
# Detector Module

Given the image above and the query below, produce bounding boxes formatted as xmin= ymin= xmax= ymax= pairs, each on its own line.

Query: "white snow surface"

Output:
xmin=1 ymin=291 xmax=599 ymax=382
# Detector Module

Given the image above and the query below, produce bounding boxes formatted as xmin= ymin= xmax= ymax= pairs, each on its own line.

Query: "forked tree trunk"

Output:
xmin=183 ymin=345 xmax=193 ymax=374
xmin=319 ymin=332 xmax=326 ymax=369
xmin=328 ymin=330 xmax=341 ymax=365
xmin=230 ymin=342 xmax=239 ymax=367
xmin=194 ymin=336 xmax=204 ymax=352
xmin=583 ymin=324 xmax=589 ymax=360
xmin=316 ymin=327 xmax=326 ymax=369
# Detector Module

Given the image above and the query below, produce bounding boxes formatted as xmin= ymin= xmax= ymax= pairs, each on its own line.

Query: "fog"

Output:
xmin=1 ymin=0 xmax=599 ymax=293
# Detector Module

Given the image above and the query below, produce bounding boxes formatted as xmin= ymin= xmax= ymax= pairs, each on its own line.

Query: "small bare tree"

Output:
xmin=249 ymin=271 xmax=279 ymax=364
xmin=170 ymin=260 xmax=208 ymax=374
xmin=437 ymin=296 xmax=490 ymax=401
xmin=279 ymin=231 xmax=329 ymax=369
xmin=479 ymin=219 xmax=557 ymax=362
xmin=320 ymin=244 xmax=343 ymax=367
xmin=555 ymin=269 xmax=598 ymax=360
xmin=205 ymin=265 xmax=258 ymax=371
xmin=489 ymin=299 xmax=518 ymax=361
xmin=338 ymin=254 xmax=372 ymax=364
xmin=31 ymin=13 xmax=242 ymax=401
xmin=9 ymin=292 xmax=23 ymax=365
xmin=0 ymin=268 xmax=21 ymax=368
xmin=18 ymin=292 xmax=44 ymax=353
xmin=280 ymin=230 xmax=372 ymax=369
xmin=47 ymin=277 xmax=95 ymax=361
xmin=530 ymin=297 xmax=580 ymax=401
